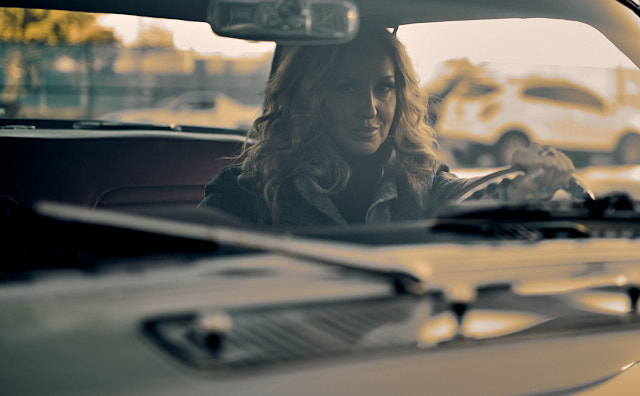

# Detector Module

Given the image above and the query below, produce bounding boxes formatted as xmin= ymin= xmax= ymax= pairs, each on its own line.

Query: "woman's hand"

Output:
xmin=507 ymin=144 xmax=575 ymax=200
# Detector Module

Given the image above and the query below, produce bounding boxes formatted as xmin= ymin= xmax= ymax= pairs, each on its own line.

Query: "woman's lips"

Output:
xmin=350 ymin=125 xmax=380 ymax=137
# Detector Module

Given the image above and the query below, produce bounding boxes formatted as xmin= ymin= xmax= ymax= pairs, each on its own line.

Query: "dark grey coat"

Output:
xmin=198 ymin=160 xmax=513 ymax=227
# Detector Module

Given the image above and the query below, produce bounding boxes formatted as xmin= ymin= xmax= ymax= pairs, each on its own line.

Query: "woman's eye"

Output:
xmin=336 ymin=84 xmax=356 ymax=94
xmin=375 ymin=82 xmax=395 ymax=94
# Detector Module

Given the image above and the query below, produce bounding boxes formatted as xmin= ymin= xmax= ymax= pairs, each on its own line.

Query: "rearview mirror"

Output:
xmin=208 ymin=0 xmax=359 ymax=44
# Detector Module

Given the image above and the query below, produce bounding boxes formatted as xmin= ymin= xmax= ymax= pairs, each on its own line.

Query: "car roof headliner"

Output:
xmin=3 ymin=0 xmax=635 ymax=26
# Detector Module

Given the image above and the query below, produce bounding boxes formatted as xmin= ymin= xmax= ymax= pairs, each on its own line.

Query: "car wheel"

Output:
xmin=615 ymin=134 xmax=640 ymax=165
xmin=495 ymin=132 xmax=529 ymax=165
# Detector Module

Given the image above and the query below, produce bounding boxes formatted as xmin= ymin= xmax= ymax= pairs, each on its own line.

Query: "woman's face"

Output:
xmin=323 ymin=44 xmax=397 ymax=157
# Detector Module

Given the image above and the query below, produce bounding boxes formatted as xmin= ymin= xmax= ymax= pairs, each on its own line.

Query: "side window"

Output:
xmin=523 ymin=86 xmax=604 ymax=110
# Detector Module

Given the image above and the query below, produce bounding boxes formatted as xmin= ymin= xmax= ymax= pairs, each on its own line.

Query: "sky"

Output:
xmin=99 ymin=14 xmax=275 ymax=57
xmin=398 ymin=18 xmax=636 ymax=83
xmin=99 ymin=15 xmax=638 ymax=94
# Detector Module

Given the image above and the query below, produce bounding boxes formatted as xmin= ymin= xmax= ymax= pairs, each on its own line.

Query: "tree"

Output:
xmin=0 ymin=8 xmax=116 ymax=45
xmin=0 ymin=8 xmax=117 ymax=105
xmin=130 ymin=25 xmax=174 ymax=49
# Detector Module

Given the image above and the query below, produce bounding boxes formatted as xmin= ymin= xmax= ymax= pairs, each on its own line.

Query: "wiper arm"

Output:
xmin=73 ymin=120 xmax=181 ymax=131
xmin=434 ymin=193 xmax=640 ymax=240
xmin=432 ymin=220 xmax=591 ymax=241
xmin=0 ymin=118 xmax=182 ymax=131
xmin=0 ymin=118 xmax=249 ymax=135
xmin=442 ymin=192 xmax=638 ymax=220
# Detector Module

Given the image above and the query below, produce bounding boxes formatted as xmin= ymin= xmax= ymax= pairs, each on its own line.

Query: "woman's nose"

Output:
xmin=356 ymin=90 xmax=377 ymax=119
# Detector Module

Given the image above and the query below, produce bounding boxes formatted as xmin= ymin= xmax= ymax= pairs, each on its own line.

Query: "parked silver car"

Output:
xmin=101 ymin=90 xmax=260 ymax=130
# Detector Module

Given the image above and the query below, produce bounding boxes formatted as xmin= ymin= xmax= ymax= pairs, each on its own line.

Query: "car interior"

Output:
xmin=2 ymin=0 xmax=640 ymax=214
xmin=0 ymin=127 xmax=244 ymax=209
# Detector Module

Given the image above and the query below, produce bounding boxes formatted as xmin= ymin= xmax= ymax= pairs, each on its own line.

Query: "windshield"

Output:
xmin=2 ymin=3 xmax=640 ymax=231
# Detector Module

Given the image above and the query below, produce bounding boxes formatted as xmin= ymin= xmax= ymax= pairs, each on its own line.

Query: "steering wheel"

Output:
xmin=452 ymin=166 xmax=595 ymax=204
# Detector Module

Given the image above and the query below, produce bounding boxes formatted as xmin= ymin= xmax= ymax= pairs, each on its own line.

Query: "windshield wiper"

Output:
xmin=0 ymin=118 xmax=248 ymax=135
xmin=0 ymin=118 xmax=181 ymax=131
xmin=72 ymin=120 xmax=181 ymax=131
xmin=433 ymin=193 xmax=640 ymax=241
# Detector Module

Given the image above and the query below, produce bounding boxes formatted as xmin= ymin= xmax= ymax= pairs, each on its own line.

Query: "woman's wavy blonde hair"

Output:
xmin=239 ymin=25 xmax=439 ymax=221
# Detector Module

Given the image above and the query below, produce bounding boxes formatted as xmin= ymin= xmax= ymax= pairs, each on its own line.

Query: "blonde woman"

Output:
xmin=199 ymin=26 xmax=574 ymax=227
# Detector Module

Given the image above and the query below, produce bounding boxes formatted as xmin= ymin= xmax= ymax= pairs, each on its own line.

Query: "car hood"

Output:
xmin=3 ymin=207 xmax=640 ymax=395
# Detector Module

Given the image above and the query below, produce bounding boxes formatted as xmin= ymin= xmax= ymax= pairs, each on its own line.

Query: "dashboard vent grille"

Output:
xmin=142 ymin=296 xmax=424 ymax=371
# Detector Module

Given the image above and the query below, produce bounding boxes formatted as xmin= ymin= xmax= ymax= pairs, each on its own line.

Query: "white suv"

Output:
xmin=436 ymin=76 xmax=640 ymax=166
